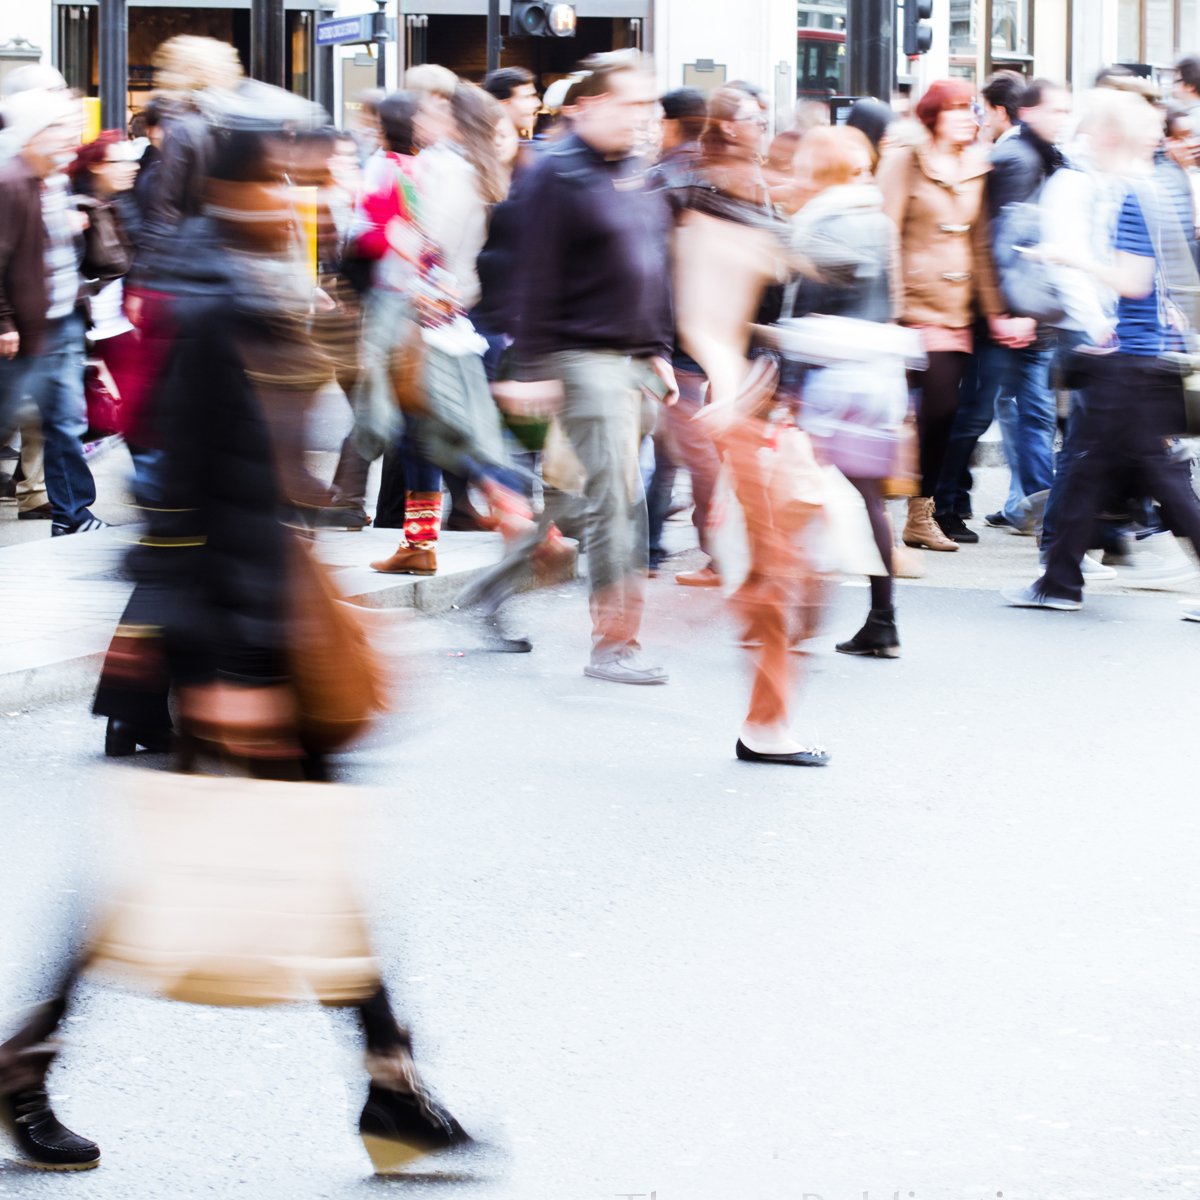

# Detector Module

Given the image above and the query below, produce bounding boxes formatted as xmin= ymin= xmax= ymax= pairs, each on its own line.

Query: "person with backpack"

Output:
xmin=1003 ymin=92 xmax=1200 ymax=612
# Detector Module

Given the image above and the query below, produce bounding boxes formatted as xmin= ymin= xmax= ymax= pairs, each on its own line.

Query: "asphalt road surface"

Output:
xmin=2 ymin=529 xmax=1200 ymax=1200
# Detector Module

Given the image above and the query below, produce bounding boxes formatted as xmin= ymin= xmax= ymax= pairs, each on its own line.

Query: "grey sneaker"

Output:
xmin=583 ymin=652 xmax=668 ymax=685
xmin=1001 ymin=583 xmax=1081 ymax=611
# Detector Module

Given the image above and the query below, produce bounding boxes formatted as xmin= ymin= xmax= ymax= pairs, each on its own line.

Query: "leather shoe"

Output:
xmin=675 ymin=565 xmax=721 ymax=587
xmin=371 ymin=545 xmax=437 ymax=575
xmin=735 ymin=738 xmax=829 ymax=767
xmin=17 ymin=504 xmax=52 ymax=520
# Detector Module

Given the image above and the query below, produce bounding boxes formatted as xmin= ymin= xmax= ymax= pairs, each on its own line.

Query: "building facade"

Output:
xmin=3 ymin=0 xmax=1200 ymax=129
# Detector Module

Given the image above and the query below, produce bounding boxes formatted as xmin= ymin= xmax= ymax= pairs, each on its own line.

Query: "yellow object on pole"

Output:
xmin=293 ymin=186 xmax=319 ymax=284
xmin=82 ymin=97 xmax=102 ymax=145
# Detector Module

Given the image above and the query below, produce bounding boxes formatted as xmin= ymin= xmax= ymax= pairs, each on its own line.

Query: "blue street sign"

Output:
xmin=316 ymin=15 xmax=372 ymax=46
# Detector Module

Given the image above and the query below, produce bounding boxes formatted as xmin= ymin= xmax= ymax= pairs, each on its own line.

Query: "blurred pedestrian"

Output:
xmin=0 ymin=87 xmax=108 ymax=537
xmin=513 ymin=53 xmax=677 ymax=683
xmin=1 ymin=87 xmax=473 ymax=1179
xmin=789 ymin=125 xmax=907 ymax=657
xmin=1004 ymin=95 xmax=1200 ymax=611
xmin=483 ymin=65 xmax=541 ymax=141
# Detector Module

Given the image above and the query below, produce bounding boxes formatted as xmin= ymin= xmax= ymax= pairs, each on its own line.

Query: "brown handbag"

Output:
xmin=881 ymin=412 xmax=920 ymax=499
xmin=287 ymin=536 xmax=388 ymax=752
xmin=388 ymin=319 xmax=428 ymax=415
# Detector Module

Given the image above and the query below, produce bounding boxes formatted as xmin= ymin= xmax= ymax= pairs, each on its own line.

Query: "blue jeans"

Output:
xmin=993 ymin=340 xmax=1057 ymax=522
xmin=0 ymin=314 xmax=96 ymax=527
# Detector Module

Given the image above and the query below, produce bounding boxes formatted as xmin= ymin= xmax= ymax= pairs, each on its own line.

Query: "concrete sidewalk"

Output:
xmin=0 ymin=526 xmax=561 ymax=711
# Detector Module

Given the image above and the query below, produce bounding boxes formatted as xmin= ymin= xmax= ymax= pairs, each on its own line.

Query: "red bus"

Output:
xmin=797 ymin=27 xmax=846 ymax=99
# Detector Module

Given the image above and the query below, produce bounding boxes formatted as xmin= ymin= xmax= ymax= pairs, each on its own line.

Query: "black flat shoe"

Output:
xmin=735 ymin=738 xmax=829 ymax=767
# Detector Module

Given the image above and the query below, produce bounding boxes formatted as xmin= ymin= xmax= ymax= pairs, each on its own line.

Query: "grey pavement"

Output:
xmin=0 ymin=391 xmax=573 ymax=709
xmin=3 ymin=462 xmax=1200 ymax=1199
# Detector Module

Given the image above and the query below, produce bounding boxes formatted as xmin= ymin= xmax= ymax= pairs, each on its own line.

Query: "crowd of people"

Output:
xmin=3 ymin=34 xmax=1200 ymax=1173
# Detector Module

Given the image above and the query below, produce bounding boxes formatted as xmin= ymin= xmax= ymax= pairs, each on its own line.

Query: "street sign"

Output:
xmin=316 ymin=15 xmax=372 ymax=46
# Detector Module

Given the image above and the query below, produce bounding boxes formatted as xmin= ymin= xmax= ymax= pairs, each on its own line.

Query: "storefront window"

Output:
xmin=1183 ymin=4 xmax=1198 ymax=58
xmin=1146 ymin=0 xmax=1175 ymax=64
xmin=949 ymin=0 xmax=1032 ymax=74
xmin=991 ymin=0 xmax=1029 ymax=56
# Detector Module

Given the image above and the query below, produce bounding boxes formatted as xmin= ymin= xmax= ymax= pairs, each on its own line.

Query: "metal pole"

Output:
xmin=375 ymin=0 xmax=388 ymax=88
xmin=976 ymin=0 xmax=993 ymax=85
xmin=486 ymin=0 xmax=502 ymax=75
xmin=97 ymin=0 xmax=128 ymax=131
xmin=849 ymin=0 xmax=895 ymax=101
xmin=251 ymin=0 xmax=286 ymax=86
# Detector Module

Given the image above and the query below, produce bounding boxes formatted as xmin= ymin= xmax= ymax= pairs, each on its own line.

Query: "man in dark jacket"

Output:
xmin=933 ymin=77 xmax=1069 ymax=542
xmin=514 ymin=53 xmax=677 ymax=684
xmin=0 ymin=87 xmax=106 ymax=536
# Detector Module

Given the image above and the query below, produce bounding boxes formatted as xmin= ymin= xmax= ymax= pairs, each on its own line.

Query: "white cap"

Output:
xmin=542 ymin=73 xmax=588 ymax=113
xmin=0 ymin=88 xmax=78 ymax=151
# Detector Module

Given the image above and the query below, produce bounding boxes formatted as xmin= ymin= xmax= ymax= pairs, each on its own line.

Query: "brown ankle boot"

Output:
xmin=371 ymin=545 xmax=437 ymax=575
xmin=902 ymin=496 xmax=959 ymax=552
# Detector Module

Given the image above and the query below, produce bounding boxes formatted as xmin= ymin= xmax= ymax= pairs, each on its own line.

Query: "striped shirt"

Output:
xmin=41 ymin=174 xmax=79 ymax=321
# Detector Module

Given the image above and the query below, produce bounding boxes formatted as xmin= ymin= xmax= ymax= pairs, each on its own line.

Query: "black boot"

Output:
xmin=358 ymin=1046 xmax=471 ymax=1173
xmin=835 ymin=607 xmax=900 ymax=659
xmin=105 ymin=717 xmax=171 ymax=757
xmin=0 ymin=1040 xmax=100 ymax=1171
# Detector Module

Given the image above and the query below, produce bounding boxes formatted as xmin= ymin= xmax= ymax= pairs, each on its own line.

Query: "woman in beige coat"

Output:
xmin=877 ymin=79 xmax=1033 ymax=552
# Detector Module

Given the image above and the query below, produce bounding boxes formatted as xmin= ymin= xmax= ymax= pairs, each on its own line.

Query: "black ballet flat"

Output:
xmin=735 ymin=738 xmax=830 ymax=767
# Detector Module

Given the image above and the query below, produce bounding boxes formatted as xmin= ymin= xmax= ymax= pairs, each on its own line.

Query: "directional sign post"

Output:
xmin=316 ymin=14 xmax=373 ymax=46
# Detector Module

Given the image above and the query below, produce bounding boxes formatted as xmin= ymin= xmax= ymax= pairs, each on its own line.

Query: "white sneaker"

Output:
xmin=584 ymin=651 xmax=668 ymax=685
xmin=1181 ymin=602 xmax=1200 ymax=623
xmin=1038 ymin=552 xmax=1118 ymax=580
xmin=1080 ymin=553 xmax=1117 ymax=580
xmin=1001 ymin=583 xmax=1081 ymax=611
xmin=1120 ymin=533 xmax=1199 ymax=590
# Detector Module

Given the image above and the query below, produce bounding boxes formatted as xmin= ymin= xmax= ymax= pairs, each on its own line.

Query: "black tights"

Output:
xmin=848 ymin=476 xmax=894 ymax=611
xmin=914 ymin=350 xmax=968 ymax=499
xmin=2 ymin=967 xmax=408 ymax=1083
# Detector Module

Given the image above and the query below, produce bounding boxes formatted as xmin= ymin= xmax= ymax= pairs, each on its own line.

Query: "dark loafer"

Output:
xmin=735 ymin=739 xmax=829 ymax=767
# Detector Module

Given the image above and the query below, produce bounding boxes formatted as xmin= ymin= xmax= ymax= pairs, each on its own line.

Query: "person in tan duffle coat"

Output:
xmin=876 ymin=78 xmax=1035 ymax=554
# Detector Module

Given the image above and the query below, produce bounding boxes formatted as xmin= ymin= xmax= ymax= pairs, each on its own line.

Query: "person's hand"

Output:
xmin=1029 ymin=242 xmax=1083 ymax=270
xmin=649 ymin=355 xmax=679 ymax=406
xmin=124 ymin=291 xmax=143 ymax=329
xmin=989 ymin=314 xmax=1037 ymax=350
xmin=67 ymin=210 xmax=89 ymax=235
xmin=385 ymin=216 xmax=420 ymax=261
xmin=0 ymin=330 xmax=18 ymax=359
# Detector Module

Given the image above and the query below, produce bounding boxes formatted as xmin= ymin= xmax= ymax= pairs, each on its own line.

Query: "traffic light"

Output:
xmin=510 ymin=1 xmax=577 ymax=38
xmin=903 ymin=0 xmax=933 ymax=56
